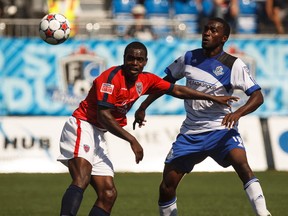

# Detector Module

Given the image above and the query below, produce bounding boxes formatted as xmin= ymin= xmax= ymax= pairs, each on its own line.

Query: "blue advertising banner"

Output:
xmin=0 ymin=37 xmax=287 ymax=116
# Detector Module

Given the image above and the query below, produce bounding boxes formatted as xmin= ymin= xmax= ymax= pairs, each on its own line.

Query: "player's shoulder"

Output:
xmin=216 ymin=52 xmax=238 ymax=69
xmin=185 ymin=48 xmax=202 ymax=57
xmin=140 ymin=71 xmax=158 ymax=78
xmin=103 ymin=65 xmax=122 ymax=74
xmin=182 ymin=48 xmax=203 ymax=65
xmin=95 ymin=65 xmax=123 ymax=86
xmin=100 ymin=65 xmax=122 ymax=78
xmin=139 ymin=71 xmax=162 ymax=82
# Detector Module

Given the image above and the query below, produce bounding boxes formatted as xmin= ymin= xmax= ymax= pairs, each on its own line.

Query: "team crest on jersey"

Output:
xmin=100 ymin=83 xmax=114 ymax=94
xmin=83 ymin=144 xmax=90 ymax=153
xmin=135 ymin=82 xmax=143 ymax=96
xmin=213 ymin=66 xmax=224 ymax=76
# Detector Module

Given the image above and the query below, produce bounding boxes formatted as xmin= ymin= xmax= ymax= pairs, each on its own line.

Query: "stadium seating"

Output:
xmin=237 ymin=0 xmax=258 ymax=34
xmin=173 ymin=0 xmax=201 ymax=35
xmin=201 ymin=0 xmax=214 ymax=17
xmin=144 ymin=0 xmax=172 ymax=37
xmin=112 ymin=0 xmax=137 ymax=36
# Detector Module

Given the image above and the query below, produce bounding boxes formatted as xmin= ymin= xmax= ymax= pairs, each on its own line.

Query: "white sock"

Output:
xmin=244 ymin=178 xmax=272 ymax=216
xmin=159 ymin=197 xmax=177 ymax=216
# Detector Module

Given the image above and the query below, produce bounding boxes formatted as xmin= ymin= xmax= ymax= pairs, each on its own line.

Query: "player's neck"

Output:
xmin=203 ymin=47 xmax=223 ymax=58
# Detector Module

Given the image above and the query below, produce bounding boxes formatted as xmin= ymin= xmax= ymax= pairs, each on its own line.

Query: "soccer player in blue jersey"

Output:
xmin=133 ymin=17 xmax=272 ymax=216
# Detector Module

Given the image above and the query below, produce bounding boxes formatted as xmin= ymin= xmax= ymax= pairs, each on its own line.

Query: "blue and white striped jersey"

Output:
xmin=165 ymin=48 xmax=261 ymax=134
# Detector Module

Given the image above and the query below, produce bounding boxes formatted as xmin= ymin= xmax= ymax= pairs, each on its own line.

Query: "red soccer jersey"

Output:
xmin=72 ymin=66 xmax=174 ymax=128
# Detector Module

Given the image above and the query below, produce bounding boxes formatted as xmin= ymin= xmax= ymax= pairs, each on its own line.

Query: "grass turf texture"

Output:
xmin=0 ymin=171 xmax=287 ymax=216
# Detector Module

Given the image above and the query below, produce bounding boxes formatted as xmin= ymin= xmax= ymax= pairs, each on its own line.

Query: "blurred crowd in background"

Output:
xmin=0 ymin=0 xmax=287 ymax=39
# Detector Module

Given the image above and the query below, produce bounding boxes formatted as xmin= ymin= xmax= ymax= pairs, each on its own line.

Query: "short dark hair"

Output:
xmin=124 ymin=41 xmax=148 ymax=57
xmin=209 ymin=17 xmax=231 ymax=38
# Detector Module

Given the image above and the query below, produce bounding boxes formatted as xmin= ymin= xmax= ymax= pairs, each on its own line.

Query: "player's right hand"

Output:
xmin=130 ymin=139 xmax=144 ymax=164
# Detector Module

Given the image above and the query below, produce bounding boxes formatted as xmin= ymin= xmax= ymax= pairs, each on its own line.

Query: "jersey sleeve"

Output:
xmin=94 ymin=68 xmax=121 ymax=109
xmin=164 ymin=54 xmax=186 ymax=81
xmin=95 ymin=80 xmax=116 ymax=108
xmin=231 ymin=58 xmax=261 ymax=96
xmin=144 ymin=73 xmax=174 ymax=95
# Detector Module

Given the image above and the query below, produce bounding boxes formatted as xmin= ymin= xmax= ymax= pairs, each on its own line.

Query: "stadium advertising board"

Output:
xmin=0 ymin=116 xmax=269 ymax=173
xmin=268 ymin=117 xmax=288 ymax=171
xmin=0 ymin=117 xmax=67 ymax=173
xmin=0 ymin=37 xmax=288 ymax=116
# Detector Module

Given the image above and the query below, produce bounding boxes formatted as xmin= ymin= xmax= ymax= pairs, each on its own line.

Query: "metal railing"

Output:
xmin=0 ymin=17 xmax=284 ymax=39
xmin=0 ymin=18 xmax=194 ymax=39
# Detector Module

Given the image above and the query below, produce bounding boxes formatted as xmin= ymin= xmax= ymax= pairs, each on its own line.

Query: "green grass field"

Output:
xmin=0 ymin=171 xmax=287 ymax=216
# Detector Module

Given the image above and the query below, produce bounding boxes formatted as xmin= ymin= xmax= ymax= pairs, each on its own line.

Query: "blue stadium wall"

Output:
xmin=0 ymin=37 xmax=287 ymax=117
xmin=1 ymin=37 xmax=288 ymax=172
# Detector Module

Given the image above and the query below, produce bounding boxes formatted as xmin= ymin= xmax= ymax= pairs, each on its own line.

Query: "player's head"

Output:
xmin=201 ymin=17 xmax=230 ymax=52
xmin=124 ymin=41 xmax=148 ymax=57
xmin=123 ymin=41 xmax=148 ymax=83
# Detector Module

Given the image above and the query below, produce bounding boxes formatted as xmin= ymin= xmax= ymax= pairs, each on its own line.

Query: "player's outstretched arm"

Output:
xmin=170 ymin=85 xmax=239 ymax=106
xmin=133 ymin=81 xmax=239 ymax=129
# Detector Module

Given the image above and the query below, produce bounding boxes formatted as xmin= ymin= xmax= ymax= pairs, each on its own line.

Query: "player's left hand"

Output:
xmin=133 ymin=108 xmax=147 ymax=130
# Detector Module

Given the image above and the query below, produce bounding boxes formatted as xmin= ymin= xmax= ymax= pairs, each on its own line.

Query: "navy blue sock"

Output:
xmin=88 ymin=205 xmax=110 ymax=216
xmin=60 ymin=184 xmax=84 ymax=216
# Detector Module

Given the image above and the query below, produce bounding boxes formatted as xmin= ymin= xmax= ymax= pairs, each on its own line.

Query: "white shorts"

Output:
xmin=57 ymin=116 xmax=114 ymax=177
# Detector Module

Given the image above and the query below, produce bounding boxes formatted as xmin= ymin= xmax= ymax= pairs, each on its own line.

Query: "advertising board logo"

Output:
xmin=279 ymin=131 xmax=288 ymax=154
xmin=0 ymin=122 xmax=51 ymax=158
xmin=51 ymin=46 xmax=106 ymax=109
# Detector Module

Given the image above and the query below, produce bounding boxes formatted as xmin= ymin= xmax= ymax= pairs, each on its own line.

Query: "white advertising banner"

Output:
xmin=268 ymin=117 xmax=288 ymax=171
xmin=236 ymin=116 xmax=268 ymax=171
xmin=0 ymin=116 xmax=268 ymax=173
xmin=0 ymin=117 xmax=67 ymax=173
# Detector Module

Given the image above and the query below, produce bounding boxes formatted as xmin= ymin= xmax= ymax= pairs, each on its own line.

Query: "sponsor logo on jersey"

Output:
xmin=213 ymin=66 xmax=224 ymax=76
xmin=100 ymin=83 xmax=114 ymax=94
xmin=136 ymin=82 xmax=143 ymax=96
xmin=188 ymin=79 xmax=217 ymax=90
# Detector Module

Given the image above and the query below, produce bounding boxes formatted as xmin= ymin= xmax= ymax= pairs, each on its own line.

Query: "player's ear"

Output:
xmin=143 ymin=57 xmax=148 ymax=66
xmin=222 ymin=35 xmax=228 ymax=43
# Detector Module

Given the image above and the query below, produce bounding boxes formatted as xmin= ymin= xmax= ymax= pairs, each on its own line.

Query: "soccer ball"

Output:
xmin=39 ymin=13 xmax=71 ymax=45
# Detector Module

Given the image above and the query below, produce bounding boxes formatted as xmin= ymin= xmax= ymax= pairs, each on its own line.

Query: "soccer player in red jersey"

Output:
xmin=57 ymin=41 xmax=238 ymax=216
